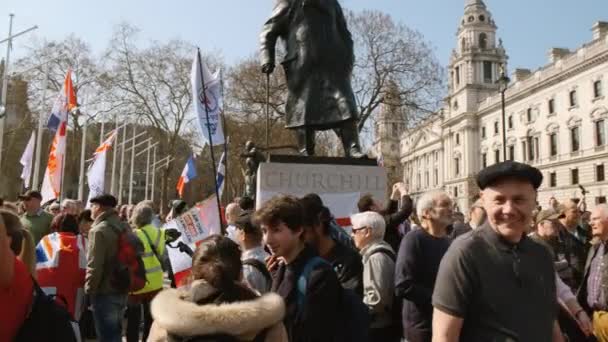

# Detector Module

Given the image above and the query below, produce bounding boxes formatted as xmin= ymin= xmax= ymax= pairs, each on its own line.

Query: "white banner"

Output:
xmin=86 ymin=131 xmax=117 ymax=207
xmin=20 ymin=131 xmax=36 ymax=188
xmin=164 ymin=195 xmax=222 ymax=286
xmin=192 ymin=49 xmax=224 ymax=146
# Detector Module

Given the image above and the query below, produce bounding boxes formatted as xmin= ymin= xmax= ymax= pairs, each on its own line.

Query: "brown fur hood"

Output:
xmin=149 ymin=280 xmax=287 ymax=341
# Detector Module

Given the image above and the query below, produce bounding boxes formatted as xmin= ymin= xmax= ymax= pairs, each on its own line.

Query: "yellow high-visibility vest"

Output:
xmin=131 ymin=224 xmax=166 ymax=295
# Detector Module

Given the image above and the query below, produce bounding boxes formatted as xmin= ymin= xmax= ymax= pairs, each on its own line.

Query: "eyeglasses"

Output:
xmin=351 ymin=226 xmax=369 ymax=234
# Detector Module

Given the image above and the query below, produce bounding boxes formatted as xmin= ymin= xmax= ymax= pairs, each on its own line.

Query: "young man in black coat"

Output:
xmin=254 ymin=195 xmax=343 ymax=342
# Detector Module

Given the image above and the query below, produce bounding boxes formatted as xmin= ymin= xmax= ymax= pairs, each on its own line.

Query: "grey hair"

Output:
xmin=61 ymin=199 xmax=77 ymax=210
xmin=350 ymin=211 xmax=385 ymax=241
xmin=225 ymin=203 xmax=242 ymax=223
xmin=416 ymin=190 xmax=448 ymax=219
xmin=131 ymin=204 xmax=154 ymax=228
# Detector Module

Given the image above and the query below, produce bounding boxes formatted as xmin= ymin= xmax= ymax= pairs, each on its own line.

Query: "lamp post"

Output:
xmin=496 ymin=63 xmax=510 ymax=161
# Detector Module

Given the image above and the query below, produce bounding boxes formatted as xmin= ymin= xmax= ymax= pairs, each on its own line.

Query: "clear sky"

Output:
xmin=1 ymin=0 xmax=607 ymax=73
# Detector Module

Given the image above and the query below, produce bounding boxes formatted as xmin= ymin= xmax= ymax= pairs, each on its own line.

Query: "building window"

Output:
xmin=596 ymin=120 xmax=606 ymax=146
xmin=594 ymin=80 xmax=603 ymax=98
xmin=455 ymin=157 xmax=460 ymax=176
xmin=481 ymin=126 xmax=486 ymax=139
xmin=481 ymin=153 xmax=487 ymax=168
xmin=508 ymin=145 xmax=515 ymax=161
xmin=483 ymin=61 xmax=492 ymax=83
xmin=569 ymin=90 xmax=578 ymax=107
xmin=425 ymin=171 xmax=429 ymax=187
xmin=597 ymin=196 xmax=607 ymax=204
xmin=508 ymin=115 xmax=513 ymax=129
xmin=454 ymin=186 xmax=459 ymax=198
xmin=455 ymin=133 xmax=460 ymax=145
xmin=522 ymin=141 xmax=527 ymax=161
xmin=417 ymin=173 xmax=421 ymax=189
xmin=549 ymin=172 xmax=557 ymax=187
xmin=548 ymin=99 xmax=555 ymax=114
xmin=455 ymin=66 xmax=460 ymax=85
xmin=527 ymin=136 xmax=535 ymax=161
xmin=526 ymin=108 xmax=532 ymax=122
xmin=494 ymin=121 xmax=499 ymax=135
xmin=434 ymin=169 xmax=438 ymax=186
xmin=549 ymin=133 xmax=558 ymax=156
xmin=571 ymin=126 xmax=580 ymax=152
xmin=494 ymin=150 xmax=500 ymax=163
xmin=571 ymin=168 xmax=579 ymax=185
xmin=597 ymin=164 xmax=606 ymax=182
xmin=479 ymin=33 xmax=488 ymax=49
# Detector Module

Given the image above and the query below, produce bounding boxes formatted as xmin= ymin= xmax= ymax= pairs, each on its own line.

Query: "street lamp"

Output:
xmin=496 ymin=63 xmax=510 ymax=161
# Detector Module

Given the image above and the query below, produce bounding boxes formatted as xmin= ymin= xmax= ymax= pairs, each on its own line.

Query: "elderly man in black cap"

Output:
xmin=431 ymin=161 xmax=563 ymax=342
xmin=85 ymin=193 xmax=129 ymax=342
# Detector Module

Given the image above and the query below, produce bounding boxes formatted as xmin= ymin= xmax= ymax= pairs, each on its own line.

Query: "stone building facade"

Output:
xmin=376 ymin=0 xmax=608 ymax=212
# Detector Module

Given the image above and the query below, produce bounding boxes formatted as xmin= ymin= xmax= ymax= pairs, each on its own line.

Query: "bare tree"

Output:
xmin=101 ymin=23 xmax=223 ymax=209
xmin=348 ymin=10 xmax=445 ymax=132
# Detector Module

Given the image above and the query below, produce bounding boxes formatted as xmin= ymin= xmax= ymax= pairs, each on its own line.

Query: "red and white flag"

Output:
xmin=41 ymin=71 xmax=77 ymax=203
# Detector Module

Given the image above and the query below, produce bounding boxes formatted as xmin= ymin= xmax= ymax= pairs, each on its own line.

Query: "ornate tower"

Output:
xmin=447 ymin=0 xmax=508 ymax=117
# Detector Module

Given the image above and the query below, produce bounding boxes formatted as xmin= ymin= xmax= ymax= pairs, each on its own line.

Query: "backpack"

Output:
xmin=15 ymin=279 xmax=79 ymax=342
xmin=369 ymin=247 xmax=403 ymax=338
xmin=242 ymin=258 xmax=272 ymax=285
xmin=296 ymin=257 xmax=370 ymax=342
xmin=111 ymin=225 xmax=148 ymax=292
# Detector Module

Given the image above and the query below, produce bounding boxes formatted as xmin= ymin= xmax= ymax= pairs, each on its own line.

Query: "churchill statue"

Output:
xmin=260 ymin=0 xmax=364 ymax=158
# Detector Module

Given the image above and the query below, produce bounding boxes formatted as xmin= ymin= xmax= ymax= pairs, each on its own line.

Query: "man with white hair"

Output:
xmin=224 ymin=202 xmax=242 ymax=242
xmin=61 ymin=199 xmax=80 ymax=216
xmin=350 ymin=211 xmax=399 ymax=342
xmin=577 ymin=204 xmax=608 ymax=340
xmin=395 ymin=190 xmax=452 ymax=341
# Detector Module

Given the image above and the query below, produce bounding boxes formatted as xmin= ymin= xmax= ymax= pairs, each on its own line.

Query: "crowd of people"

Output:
xmin=1 ymin=160 xmax=608 ymax=341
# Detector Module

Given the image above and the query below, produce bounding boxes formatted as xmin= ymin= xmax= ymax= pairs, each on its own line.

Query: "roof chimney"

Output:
xmin=548 ymin=48 xmax=570 ymax=63
xmin=592 ymin=21 xmax=608 ymax=40
xmin=512 ymin=69 xmax=532 ymax=82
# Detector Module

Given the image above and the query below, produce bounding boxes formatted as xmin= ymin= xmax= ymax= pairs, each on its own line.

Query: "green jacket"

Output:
xmin=85 ymin=209 xmax=128 ymax=295
xmin=20 ymin=209 xmax=54 ymax=245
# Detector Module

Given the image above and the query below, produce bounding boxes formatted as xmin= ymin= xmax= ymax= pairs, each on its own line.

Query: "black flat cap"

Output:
xmin=89 ymin=194 xmax=118 ymax=208
xmin=477 ymin=161 xmax=543 ymax=190
xmin=18 ymin=190 xmax=42 ymax=200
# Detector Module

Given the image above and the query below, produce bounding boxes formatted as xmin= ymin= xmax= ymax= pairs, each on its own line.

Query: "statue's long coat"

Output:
xmin=260 ymin=0 xmax=359 ymax=130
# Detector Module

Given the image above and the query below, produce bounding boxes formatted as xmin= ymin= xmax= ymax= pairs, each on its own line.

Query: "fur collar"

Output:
xmin=151 ymin=280 xmax=285 ymax=339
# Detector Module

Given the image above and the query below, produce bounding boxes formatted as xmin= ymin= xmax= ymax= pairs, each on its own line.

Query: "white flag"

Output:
xmin=192 ymin=49 xmax=224 ymax=146
xmin=216 ymin=151 xmax=226 ymax=198
xmin=86 ymin=130 xmax=117 ymax=207
xmin=20 ymin=131 xmax=36 ymax=188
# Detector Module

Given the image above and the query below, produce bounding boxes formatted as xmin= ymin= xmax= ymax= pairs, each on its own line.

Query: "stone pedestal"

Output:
xmin=256 ymin=155 xmax=387 ymax=222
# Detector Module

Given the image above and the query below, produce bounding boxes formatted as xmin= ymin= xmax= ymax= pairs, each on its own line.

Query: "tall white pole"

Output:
xmin=151 ymin=145 xmax=157 ymax=202
xmin=99 ymin=121 xmax=105 ymax=145
xmin=128 ymin=125 xmax=136 ymax=204
xmin=0 ymin=14 xmax=14 ymax=173
xmin=33 ymin=63 xmax=49 ymax=190
xmin=77 ymin=117 xmax=88 ymax=200
xmin=110 ymin=117 xmax=118 ymax=195
xmin=145 ymin=139 xmax=151 ymax=200
xmin=118 ymin=123 xmax=127 ymax=204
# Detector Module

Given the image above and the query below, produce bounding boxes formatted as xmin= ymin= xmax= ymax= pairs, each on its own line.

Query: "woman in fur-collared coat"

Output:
xmin=148 ymin=235 xmax=287 ymax=342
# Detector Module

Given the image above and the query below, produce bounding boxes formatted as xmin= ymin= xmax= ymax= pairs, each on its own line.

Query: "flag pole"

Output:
xmin=197 ymin=48 xmax=223 ymax=230
xmin=77 ymin=116 xmax=88 ymax=200
xmin=220 ymin=70 xmax=228 ymax=205
xmin=110 ymin=116 xmax=119 ymax=195
xmin=118 ymin=122 xmax=127 ymax=204
xmin=33 ymin=63 xmax=49 ymax=190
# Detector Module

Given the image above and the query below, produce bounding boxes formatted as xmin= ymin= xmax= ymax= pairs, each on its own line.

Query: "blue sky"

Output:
xmin=1 ymin=0 xmax=607 ymax=73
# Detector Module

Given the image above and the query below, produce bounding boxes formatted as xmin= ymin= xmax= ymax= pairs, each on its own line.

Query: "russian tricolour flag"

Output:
xmin=177 ymin=154 xmax=197 ymax=198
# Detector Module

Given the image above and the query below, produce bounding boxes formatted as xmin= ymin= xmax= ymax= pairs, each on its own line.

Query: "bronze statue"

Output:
xmin=260 ymin=0 xmax=364 ymax=158
xmin=240 ymin=141 xmax=265 ymax=199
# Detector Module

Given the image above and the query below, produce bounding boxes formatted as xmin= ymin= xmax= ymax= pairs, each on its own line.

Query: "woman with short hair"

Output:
xmin=149 ymin=235 xmax=287 ymax=342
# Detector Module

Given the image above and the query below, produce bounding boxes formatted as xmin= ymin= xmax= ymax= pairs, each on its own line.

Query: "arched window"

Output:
xmin=461 ymin=38 xmax=466 ymax=52
xmin=479 ymin=33 xmax=488 ymax=49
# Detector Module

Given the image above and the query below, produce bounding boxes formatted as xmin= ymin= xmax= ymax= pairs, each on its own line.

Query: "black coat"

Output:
xmin=382 ymin=195 xmax=413 ymax=253
xmin=271 ymin=246 xmax=343 ymax=342
xmin=260 ymin=0 xmax=358 ymax=129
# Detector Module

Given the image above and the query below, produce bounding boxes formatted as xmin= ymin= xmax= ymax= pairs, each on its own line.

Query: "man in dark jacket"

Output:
xmin=395 ymin=190 xmax=452 ymax=342
xmin=85 ymin=194 xmax=129 ymax=342
xmin=300 ymin=195 xmax=363 ymax=297
xmin=254 ymin=195 xmax=343 ymax=342
xmin=358 ymin=182 xmax=413 ymax=253
xmin=259 ymin=0 xmax=364 ymax=157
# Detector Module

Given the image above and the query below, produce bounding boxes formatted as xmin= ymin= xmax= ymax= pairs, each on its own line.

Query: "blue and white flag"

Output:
xmin=216 ymin=152 xmax=226 ymax=198
xmin=192 ymin=49 xmax=224 ymax=146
